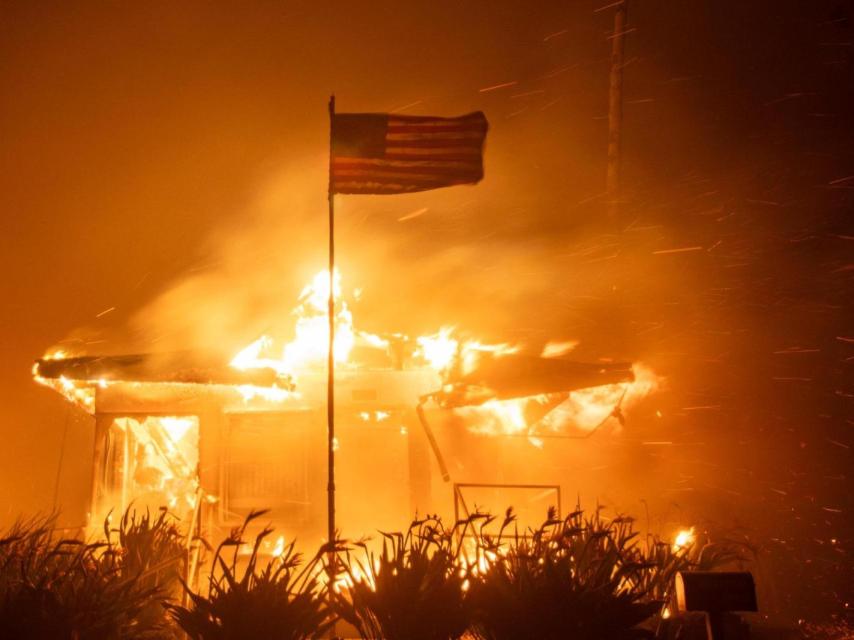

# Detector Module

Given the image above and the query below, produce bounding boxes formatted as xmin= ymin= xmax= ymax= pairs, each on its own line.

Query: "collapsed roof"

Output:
xmin=34 ymin=349 xmax=633 ymax=410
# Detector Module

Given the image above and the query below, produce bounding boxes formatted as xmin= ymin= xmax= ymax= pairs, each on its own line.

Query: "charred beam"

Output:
xmin=34 ymin=352 xmax=288 ymax=388
xmin=442 ymin=354 xmax=633 ymax=406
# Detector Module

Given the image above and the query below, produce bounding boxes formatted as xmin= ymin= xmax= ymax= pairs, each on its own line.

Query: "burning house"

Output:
xmin=33 ymin=271 xmax=654 ymax=549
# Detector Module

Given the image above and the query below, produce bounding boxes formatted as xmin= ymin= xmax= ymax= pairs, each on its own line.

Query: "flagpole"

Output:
xmin=326 ymin=94 xmax=336 ymax=549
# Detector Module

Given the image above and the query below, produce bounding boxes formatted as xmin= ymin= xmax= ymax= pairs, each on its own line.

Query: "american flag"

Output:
xmin=330 ymin=111 xmax=488 ymax=195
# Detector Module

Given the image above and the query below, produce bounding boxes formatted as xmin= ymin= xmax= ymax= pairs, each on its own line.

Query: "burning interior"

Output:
xmin=34 ymin=270 xmax=657 ymax=547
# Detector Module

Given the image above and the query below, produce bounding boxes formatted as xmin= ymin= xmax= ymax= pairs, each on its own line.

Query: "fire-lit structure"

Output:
xmin=33 ymin=271 xmax=656 ymax=546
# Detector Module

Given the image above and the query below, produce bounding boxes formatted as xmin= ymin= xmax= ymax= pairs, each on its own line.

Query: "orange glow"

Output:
xmin=540 ymin=340 xmax=579 ymax=358
xmin=38 ymin=271 xmax=661 ymax=442
xmin=318 ymin=560 xmax=375 ymax=594
xmin=285 ymin=269 xmax=355 ymax=369
xmin=416 ymin=327 xmax=459 ymax=371
xmin=34 ymin=369 xmax=97 ymax=413
xmin=271 ymin=535 xmax=285 ymax=558
xmin=230 ymin=335 xmax=289 ymax=375
xmin=455 ymin=364 xmax=660 ymax=439
xmin=160 ymin=416 xmax=195 ymax=444
xmin=234 ymin=384 xmax=295 ymax=404
xmin=673 ymin=527 xmax=695 ymax=551
xmin=415 ymin=327 xmax=518 ymax=375
xmin=229 ymin=269 xmax=356 ymax=377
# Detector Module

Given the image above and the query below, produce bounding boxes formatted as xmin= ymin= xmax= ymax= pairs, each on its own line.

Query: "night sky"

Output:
xmin=1 ymin=0 xmax=852 ymax=627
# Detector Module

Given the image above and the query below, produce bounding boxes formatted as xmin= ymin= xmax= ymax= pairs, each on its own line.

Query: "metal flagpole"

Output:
xmin=326 ymin=94 xmax=336 ymax=547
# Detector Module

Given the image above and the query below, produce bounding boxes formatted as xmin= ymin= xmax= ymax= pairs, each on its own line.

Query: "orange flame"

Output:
xmin=456 ymin=364 xmax=661 ymax=440
xmin=673 ymin=527 xmax=695 ymax=551
xmin=229 ymin=269 xmax=358 ymax=377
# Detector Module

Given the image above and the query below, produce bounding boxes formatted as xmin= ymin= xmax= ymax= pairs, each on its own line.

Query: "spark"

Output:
xmin=390 ymin=100 xmax=423 ymax=113
xmin=478 ymin=81 xmax=518 ymax=93
xmin=607 ymin=27 xmax=637 ymax=40
xmin=543 ymin=29 xmax=568 ymax=41
xmin=397 ymin=207 xmax=429 ymax=222
xmin=510 ymin=89 xmax=546 ymax=99
xmin=652 ymin=246 xmax=704 ymax=255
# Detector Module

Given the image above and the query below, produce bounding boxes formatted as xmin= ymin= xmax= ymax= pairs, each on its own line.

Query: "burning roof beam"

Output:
xmin=441 ymin=354 xmax=633 ymax=406
xmin=34 ymin=352 xmax=288 ymax=388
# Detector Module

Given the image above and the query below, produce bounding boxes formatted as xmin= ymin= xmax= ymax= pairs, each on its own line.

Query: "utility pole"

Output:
xmin=606 ymin=0 xmax=627 ymax=221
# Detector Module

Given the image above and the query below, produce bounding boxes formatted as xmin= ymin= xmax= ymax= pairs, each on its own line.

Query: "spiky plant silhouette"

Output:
xmin=469 ymin=507 xmax=674 ymax=640
xmin=0 ymin=513 xmax=168 ymax=640
xmin=334 ymin=514 xmax=488 ymax=640
xmin=168 ymin=509 xmax=335 ymax=640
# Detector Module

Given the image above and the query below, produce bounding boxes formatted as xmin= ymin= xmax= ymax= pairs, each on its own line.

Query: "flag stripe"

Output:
xmin=388 ymin=114 xmax=486 ymax=126
xmin=333 ymin=169 xmax=482 ymax=182
xmin=331 ymin=110 xmax=487 ymax=194
xmin=386 ymin=124 xmax=487 ymax=134
xmin=385 ymin=154 xmax=481 ymax=162
xmin=385 ymin=139 xmax=484 ymax=149
xmin=333 ymin=158 xmax=481 ymax=170
xmin=387 ymin=131 xmax=485 ymax=141
xmin=334 ymin=180 xmax=473 ymax=194
xmin=384 ymin=147 xmax=482 ymax=156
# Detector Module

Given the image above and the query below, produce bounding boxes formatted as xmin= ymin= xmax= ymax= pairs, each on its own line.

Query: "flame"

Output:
xmin=462 ymin=397 xmax=536 ymax=436
xmin=673 ymin=527 xmax=695 ymax=551
xmin=458 ymin=339 xmax=518 ymax=376
xmin=34 ymin=367 xmax=97 ymax=413
xmin=160 ymin=416 xmax=195 ymax=443
xmin=37 ymin=269 xmax=663 ymax=439
xmin=231 ymin=336 xmax=289 ymax=375
xmin=416 ymin=327 xmax=458 ymax=371
xmin=458 ymin=537 xmax=502 ymax=582
xmin=235 ymin=384 xmax=294 ymax=403
xmin=415 ymin=327 xmax=518 ymax=375
xmin=225 ymin=270 xmax=661 ymax=440
xmin=457 ymin=364 xmax=661 ymax=439
xmin=284 ymin=269 xmax=355 ymax=368
xmin=318 ymin=560 xmax=376 ymax=594
xmin=540 ymin=340 xmax=579 ymax=358
xmin=80 ymin=415 xmax=202 ymax=528
xmin=229 ymin=269 xmax=355 ymax=377
xmin=271 ymin=535 xmax=285 ymax=558
xmin=228 ymin=273 xmax=524 ymax=395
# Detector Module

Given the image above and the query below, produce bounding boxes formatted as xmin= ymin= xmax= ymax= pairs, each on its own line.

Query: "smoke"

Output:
xmin=125 ymin=160 xmax=330 ymax=359
xmin=115 ymin=153 xmax=657 ymax=364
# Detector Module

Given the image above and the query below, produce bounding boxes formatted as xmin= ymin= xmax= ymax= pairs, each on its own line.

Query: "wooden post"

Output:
xmin=607 ymin=0 xmax=627 ymax=220
xmin=88 ymin=415 xmax=110 ymax=528
xmin=51 ymin=410 xmax=70 ymax=510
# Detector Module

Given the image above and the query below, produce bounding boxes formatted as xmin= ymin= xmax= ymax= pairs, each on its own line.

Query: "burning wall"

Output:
xmin=34 ymin=269 xmax=660 ymax=544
